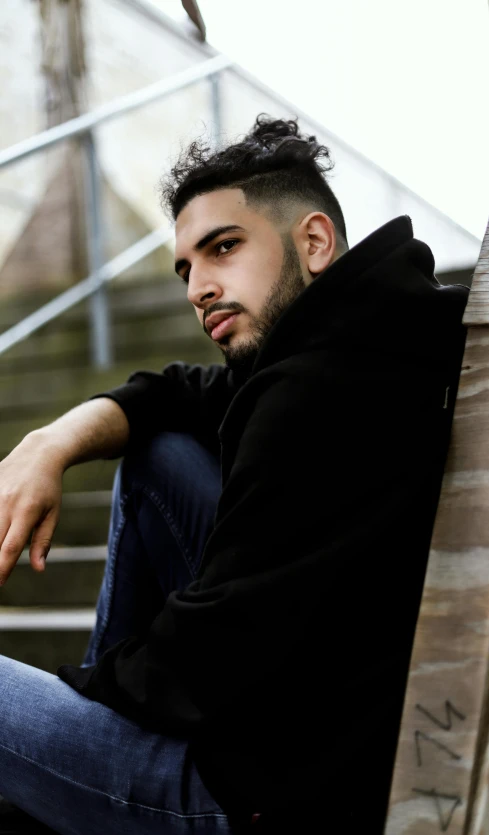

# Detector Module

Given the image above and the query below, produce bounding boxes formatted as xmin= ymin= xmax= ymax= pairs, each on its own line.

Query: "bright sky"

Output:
xmin=161 ymin=0 xmax=489 ymax=241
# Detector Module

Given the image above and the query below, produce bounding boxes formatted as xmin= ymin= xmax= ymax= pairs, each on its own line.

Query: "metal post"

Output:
xmin=83 ymin=130 xmax=112 ymax=369
xmin=209 ymin=72 xmax=222 ymax=149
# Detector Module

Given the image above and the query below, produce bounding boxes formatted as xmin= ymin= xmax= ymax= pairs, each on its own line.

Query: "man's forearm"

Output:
xmin=28 ymin=397 xmax=130 ymax=471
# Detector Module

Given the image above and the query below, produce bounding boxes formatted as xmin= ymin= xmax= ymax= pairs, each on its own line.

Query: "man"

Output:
xmin=0 ymin=115 xmax=468 ymax=834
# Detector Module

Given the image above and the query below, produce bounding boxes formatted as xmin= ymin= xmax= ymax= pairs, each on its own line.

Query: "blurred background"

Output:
xmin=0 ymin=0 xmax=488 ymax=671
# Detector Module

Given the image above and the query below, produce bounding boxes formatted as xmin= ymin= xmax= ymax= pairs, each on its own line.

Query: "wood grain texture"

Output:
xmin=463 ymin=220 xmax=489 ymax=326
xmin=385 ymin=217 xmax=489 ymax=835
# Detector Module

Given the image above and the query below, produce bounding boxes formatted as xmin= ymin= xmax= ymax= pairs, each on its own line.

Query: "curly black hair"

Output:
xmin=159 ymin=114 xmax=348 ymax=248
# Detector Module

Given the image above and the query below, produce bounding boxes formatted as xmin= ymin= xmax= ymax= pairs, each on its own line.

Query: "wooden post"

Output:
xmin=384 ymin=217 xmax=489 ymax=835
xmin=39 ymin=0 xmax=86 ymax=127
xmin=39 ymin=0 xmax=89 ymax=282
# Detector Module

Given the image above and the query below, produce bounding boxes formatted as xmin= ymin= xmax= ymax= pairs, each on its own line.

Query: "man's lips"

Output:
xmin=209 ymin=313 xmax=239 ymax=341
xmin=206 ymin=310 xmax=238 ymax=333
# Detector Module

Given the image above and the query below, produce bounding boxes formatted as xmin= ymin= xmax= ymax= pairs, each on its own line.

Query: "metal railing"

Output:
xmin=0 ymin=52 xmax=232 ymax=368
xmin=1 ymin=6 xmax=481 ymax=369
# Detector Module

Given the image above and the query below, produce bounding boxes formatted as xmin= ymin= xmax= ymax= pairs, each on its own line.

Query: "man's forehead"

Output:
xmin=175 ymin=189 xmax=250 ymax=245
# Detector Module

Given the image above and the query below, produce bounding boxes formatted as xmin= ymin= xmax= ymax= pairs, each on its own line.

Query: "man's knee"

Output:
xmin=119 ymin=431 xmax=220 ymax=503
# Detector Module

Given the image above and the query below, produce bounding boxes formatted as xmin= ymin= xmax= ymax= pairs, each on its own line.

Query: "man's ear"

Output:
xmin=293 ymin=212 xmax=337 ymax=276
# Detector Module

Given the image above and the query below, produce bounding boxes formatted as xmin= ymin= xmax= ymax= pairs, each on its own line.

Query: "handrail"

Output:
xmin=0 ymin=5 xmax=480 ymax=366
xmin=0 ymin=51 xmax=230 ymax=367
xmin=0 ymin=53 xmax=232 ymax=170
xmin=0 ymin=228 xmax=172 ymax=356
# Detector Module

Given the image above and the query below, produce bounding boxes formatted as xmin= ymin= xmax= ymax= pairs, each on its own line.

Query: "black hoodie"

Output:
xmin=58 ymin=216 xmax=469 ymax=833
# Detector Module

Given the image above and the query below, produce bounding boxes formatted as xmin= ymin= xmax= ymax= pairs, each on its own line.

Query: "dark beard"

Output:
xmin=222 ymin=235 xmax=306 ymax=383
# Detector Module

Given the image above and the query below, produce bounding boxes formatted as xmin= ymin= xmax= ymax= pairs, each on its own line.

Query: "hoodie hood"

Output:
xmin=251 ymin=215 xmax=468 ymax=375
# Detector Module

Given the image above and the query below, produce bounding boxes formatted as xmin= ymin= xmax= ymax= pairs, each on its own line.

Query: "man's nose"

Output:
xmin=187 ymin=272 xmax=222 ymax=307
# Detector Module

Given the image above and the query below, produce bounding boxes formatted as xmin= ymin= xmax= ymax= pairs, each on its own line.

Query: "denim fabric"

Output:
xmin=0 ymin=432 xmax=232 ymax=835
xmin=82 ymin=431 xmax=222 ymax=664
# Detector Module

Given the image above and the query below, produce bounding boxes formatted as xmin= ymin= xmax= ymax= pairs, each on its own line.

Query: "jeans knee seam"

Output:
xmin=140 ymin=485 xmax=196 ymax=579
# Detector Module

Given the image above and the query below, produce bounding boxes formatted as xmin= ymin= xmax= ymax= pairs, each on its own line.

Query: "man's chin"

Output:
xmin=223 ymin=345 xmax=260 ymax=382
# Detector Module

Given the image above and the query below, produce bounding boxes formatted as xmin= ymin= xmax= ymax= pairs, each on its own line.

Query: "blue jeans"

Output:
xmin=0 ymin=432 xmax=233 ymax=835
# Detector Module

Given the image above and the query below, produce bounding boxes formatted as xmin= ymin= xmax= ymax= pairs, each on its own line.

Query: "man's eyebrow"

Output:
xmin=174 ymin=225 xmax=245 ymax=275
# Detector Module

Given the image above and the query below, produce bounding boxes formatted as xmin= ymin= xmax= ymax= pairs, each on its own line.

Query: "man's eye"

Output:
xmin=181 ymin=240 xmax=239 ymax=283
xmin=216 ymin=239 xmax=239 ymax=255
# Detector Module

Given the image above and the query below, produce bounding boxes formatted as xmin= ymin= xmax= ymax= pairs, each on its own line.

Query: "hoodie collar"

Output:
xmin=250 ymin=215 xmax=414 ymax=374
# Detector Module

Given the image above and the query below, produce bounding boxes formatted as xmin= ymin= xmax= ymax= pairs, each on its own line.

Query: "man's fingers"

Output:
xmin=30 ymin=535 xmax=52 ymax=571
xmin=30 ymin=511 xmax=58 ymax=572
xmin=0 ymin=518 xmax=31 ymax=585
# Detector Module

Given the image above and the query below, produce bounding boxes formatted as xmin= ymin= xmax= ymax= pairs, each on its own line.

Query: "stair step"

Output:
xmin=0 ymin=358 xmax=178 ymax=455
xmin=1 ymin=553 xmax=106 ymax=607
xmin=0 ymin=606 xmax=95 ymax=630
xmin=0 ymin=313 xmax=212 ymax=378
xmin=0 ymin=347 xmax=202 ymax=408
xmin=64 ymin=459 xmax=120 ymax=492
xmin=0 ymin=330 xmax=212 ymax=377
xmin=61 ymin=492 xmax=112 ymax=509
xmin=0 ymin=276 xmax=188 ymax=331
xmin=55 ymin=504 xmax=111 ymax=547
xmin=0 ymin=344 xmax=221 ymax=424
xmin=17 ymin=545 xmax=108 ymax=563
xmin=0 ymin=624 xmax=93 ymax=673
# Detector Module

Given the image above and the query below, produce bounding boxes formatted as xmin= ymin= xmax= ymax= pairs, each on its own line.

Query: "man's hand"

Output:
xmin=0 ymin=397 xmax=129 ymax=585
xmin=0 ymin=433 xmax=65 ymax=586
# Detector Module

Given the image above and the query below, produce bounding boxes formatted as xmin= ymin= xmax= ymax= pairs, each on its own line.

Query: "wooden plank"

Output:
xmin=384 ymin=218 xmax=489 ymax=835
xmin=464 ymin=220 xmax=489 ymax=326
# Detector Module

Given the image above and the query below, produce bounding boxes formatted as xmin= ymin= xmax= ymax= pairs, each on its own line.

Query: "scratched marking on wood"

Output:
xmin=384 ymin=219 xmax=489 ymax=835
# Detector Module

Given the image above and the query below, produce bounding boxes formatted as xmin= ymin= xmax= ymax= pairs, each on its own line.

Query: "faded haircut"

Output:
xmin=159 ymin=114 xmax=349 ymax=251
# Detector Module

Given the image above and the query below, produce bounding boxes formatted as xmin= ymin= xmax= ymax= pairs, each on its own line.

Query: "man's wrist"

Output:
xmin=21 ymin=398 xmax=130 ymax=471
xmin=21 ymin=428 xmax=73 ymax=472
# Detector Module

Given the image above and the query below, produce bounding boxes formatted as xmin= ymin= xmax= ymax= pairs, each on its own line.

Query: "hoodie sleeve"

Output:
xmin=87 ymin=361 xmax=237 ymax=458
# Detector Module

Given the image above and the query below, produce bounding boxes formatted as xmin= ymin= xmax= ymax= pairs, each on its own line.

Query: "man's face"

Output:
xmin=174 ymin=188 xmax=307 ymax=380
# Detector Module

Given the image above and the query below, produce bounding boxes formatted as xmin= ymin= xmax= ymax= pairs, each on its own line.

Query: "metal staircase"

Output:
xmin=0 ymin=0 xmax=480 ymax=675
xmin=0 ymin=274 xmax=221 ymax=672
